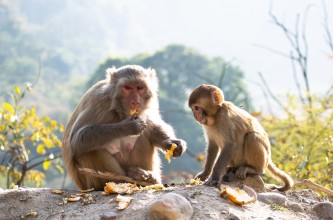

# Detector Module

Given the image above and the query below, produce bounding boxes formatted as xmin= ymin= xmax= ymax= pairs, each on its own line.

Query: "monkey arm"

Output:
xmin=147 ymin=120 xmax=187 ymax=156
xmin=195 ymin=141 xmax=219 ymax=181
xmin=204 ymin=141 xmax=220 ymax=174
xmin=70 ymin=118 xmax=144 ymax=157
xmin=148 ymin=121 xmax=176 ymax=150
xmin=209 ymin=142 xmax=236 ymax=183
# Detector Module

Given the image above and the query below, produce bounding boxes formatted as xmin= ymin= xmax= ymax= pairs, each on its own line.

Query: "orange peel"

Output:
xmin=104 ymin=182 xmax=139 ymax=195
xmin=165 ymin=143 xmax=177 ymax=163
xmin=220 ymin=186 xmax=255 ymax=205
xmin=115 ymin=195 xmax=133 ymax=210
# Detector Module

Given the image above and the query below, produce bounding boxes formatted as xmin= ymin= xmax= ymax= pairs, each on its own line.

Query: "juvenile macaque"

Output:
xmin=62 ymin=65 xmax=187 ymax=190
xmin=188 ymin=84 xmax=293 ymax=191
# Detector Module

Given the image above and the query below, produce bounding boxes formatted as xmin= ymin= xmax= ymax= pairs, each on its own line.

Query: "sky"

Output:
xmin=12 ymin=0 xmax=333 ymax=113
xmin=98 ymin=0 xmax=333 ymax=112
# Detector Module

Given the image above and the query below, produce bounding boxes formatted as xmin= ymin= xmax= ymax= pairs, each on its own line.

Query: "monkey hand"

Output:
xmin=162 ymin=139 xmax=187 ymax=157
xmin=194 ymin=171 xmax=210 ymax=181
xmin=122 ymin=117 xmax=146 ymax=135
xmin=172 ymin=139 xmax=187 ymax=157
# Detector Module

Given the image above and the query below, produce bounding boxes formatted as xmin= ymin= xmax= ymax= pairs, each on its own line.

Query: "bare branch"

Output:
xmin=301 ymin=5 xmax=315 ymax=102
xmin=79 ymin=168 xmax=152 ymax=186
xmin=246 ymin=78 xmax=275 ymax=117
xmin=268 ymin=8 xmax=313 ymax=107
xmin=218 ymin=63 xmax=227 ymax=88
xmin=31 ymin=56 xmax=42 ymax=88
xmin=218 ymin=58 xmax=236 ymax=88
xmin=192 ymin=72 xmax=214 ymax=84
xmin=27 ymin=153 xmax=62 ymax=170
xmin=253 ymin=43 xmax=297 ymax=60
xmin=296 ymin=179 xmax=333 ymax=196
xmin=258 ymin=72 xmax=291 ymax=115
xmin=269 ymin=12 xmax=298 ymax=50
xmin=185 ymin=149 xmax=204 ymax=164
xmin=322 ymin=0 xmax=333 ymax=52
xmin=290 ymin=51 xmax=305 ymax=103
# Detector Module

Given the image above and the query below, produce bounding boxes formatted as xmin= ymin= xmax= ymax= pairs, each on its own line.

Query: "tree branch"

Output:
xmin=268 ymin=8 xmax=313 ymax=107
xmin=78 ymin=168 xmax=152 ymax=186
xmin=322 ymin=0 xmax=333 ymax=52
xmin=296 ymin=179 xmax=333 ymax=196
xmin=257 ymin=72 xmax=291 ymax=115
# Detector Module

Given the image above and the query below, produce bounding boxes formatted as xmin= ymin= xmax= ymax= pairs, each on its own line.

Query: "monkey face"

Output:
xmin=190 ymin=104 xmax=216 ymax=126
xmin=188 ymin=84 xmax=224 ymax=126
xmin=120 ymin=82 xmax=147 ymax=114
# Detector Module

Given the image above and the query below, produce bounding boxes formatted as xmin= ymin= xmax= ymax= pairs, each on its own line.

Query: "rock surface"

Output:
xmin=257 ymin=192 xmax=287 ymax=205
xmin=0 ymin=185 xmax=329 ymax=220
xmin=313 ymin=202 xmax=333 ymax=220
xmin=146 ymin=192 xmax=193 ymax=220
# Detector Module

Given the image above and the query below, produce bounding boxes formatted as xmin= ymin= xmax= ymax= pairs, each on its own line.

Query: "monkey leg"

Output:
xmin=235 ymin=166 xmax=259 ymax=180
xmin=237 ymin=132 xmax=269 ymax=180
xmin=127 ymin=167 xmax=160 ymax=184
xmin=77 ymin=150 xmax=126 ymax=190
xmin=195 ymin=171 xmax=210 ymax=182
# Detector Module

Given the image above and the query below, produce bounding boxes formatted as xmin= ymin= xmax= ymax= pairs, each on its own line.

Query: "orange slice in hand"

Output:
xmin=165 ymin=143 xmax=177 ymax=163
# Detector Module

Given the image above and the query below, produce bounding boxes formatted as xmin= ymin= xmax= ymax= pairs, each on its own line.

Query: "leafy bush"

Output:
xmin=0 ymin=84 xmax=64 ymax=188
xmin=261 ymin=92 xmax=333 ymax=189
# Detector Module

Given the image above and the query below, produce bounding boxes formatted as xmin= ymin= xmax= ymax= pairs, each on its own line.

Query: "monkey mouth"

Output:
xmin=198 ymin=118 xmax=208 ymax=125
xmin=130 ymin=109 xmax=139 ymax=117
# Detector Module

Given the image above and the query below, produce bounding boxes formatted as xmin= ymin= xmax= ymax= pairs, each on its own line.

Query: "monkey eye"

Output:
xmin=193 ymin=106 xmax=200 ymax=111
xmin=123 ymin=85 xmax=133 ymax=90
xmin=137 ymin=85 xmax=145 ymax=91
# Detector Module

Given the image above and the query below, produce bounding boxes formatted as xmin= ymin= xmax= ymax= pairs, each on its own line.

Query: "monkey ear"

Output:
xmin=148 ymin=67 xmax=159 ymax=91
xmin=106 ymin=67 xmax=117 ymax=83
xmin=147 ymin=67 xmax=157 ymax=78
xmin=212 ymin=90 xmax=224 ymax=106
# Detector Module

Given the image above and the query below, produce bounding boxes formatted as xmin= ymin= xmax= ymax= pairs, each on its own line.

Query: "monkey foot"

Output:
xmin=221 ymin=168 xmax=266 ymax=192
xmin=127 ymin=167 xmax=159 ymax=184
xmin=204 ymin=179 xmax=221 ymax=187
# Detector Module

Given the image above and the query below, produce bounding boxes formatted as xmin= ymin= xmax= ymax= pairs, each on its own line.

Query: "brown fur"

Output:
xmin=62 ymin=65 xmax=186 ymax=190
xmin=188 ymin=84 xmax=293 ymax=191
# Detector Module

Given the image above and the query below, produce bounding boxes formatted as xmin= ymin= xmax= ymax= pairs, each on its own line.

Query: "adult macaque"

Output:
xmin=188 ymin=84 xmax=293 ymax=191
xmin=62 ymin=65 xmax=187 ymax=190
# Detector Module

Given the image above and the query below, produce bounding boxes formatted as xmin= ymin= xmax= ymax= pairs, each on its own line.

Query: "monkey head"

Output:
xmin=106 ymin=65 xmax=159 ymax=117
xmin=188 ymin=84 xmax=224 ymax=126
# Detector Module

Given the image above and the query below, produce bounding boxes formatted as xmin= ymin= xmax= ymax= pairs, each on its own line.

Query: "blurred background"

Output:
xmin=0 ymin=0 xmax=332 ymax=190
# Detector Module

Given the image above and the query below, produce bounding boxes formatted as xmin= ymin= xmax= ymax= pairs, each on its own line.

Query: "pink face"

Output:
xmin=120 ymin=83 xmax=147 ymax=113
xmin=191 ymin=105 xmax=208 ymax=124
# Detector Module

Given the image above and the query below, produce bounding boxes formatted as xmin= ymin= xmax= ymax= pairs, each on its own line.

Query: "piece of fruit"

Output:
xmin=67 ymin=196 xmax=81 ymax=202
xmin=104 ymin=182 xmax=138 ymax=195
xmin=140 ymin=183 xmax=164 ymax=190
xmin=130 ymin=109 xmax=138 ymax=117
xmin=52 ymin=189 xmax=63 ymax=194
xmin=220 ymin=186 xmax=255 ymax=205
xmin=164 ymin=143 xmax=177 ymax=163
xmin=189 ymin=178 xmax=204 ymax=185
xmin=115 ymin=195 xmax=133 ymax=210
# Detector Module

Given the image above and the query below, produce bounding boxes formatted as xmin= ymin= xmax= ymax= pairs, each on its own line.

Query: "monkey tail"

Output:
xmin=267 ymin=159 xmax=294 ymax=191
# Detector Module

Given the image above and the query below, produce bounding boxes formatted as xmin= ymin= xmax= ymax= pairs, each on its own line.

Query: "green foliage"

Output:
xmin=261 ymin=92 xmax=333 ymax=189
xmin=0 ymin=84 xmax=64 ymax=188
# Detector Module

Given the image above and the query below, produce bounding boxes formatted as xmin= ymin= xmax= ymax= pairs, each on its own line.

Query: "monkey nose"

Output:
xmin=130 ymin=102 xmax=140 ymax=109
